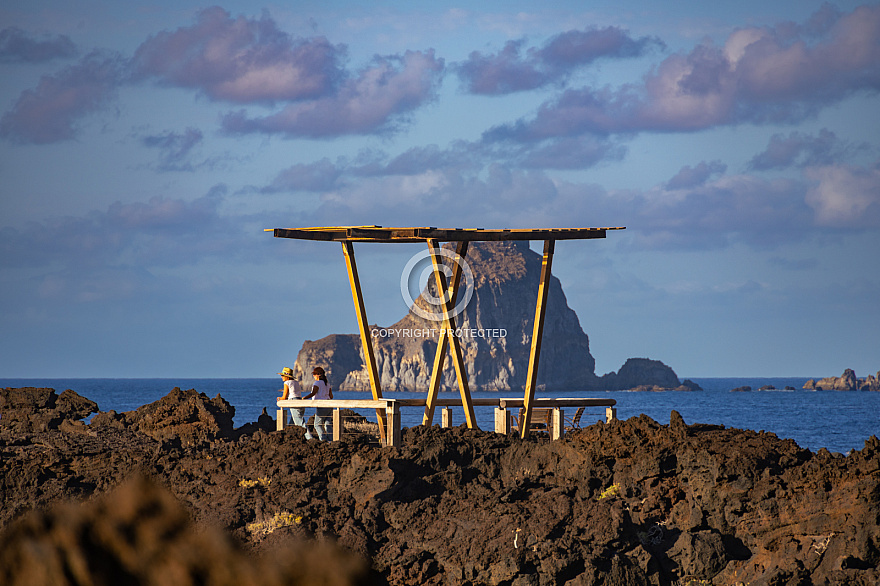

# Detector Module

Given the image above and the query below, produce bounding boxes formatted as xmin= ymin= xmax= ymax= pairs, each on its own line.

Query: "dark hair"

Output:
xmin=312 ymin=367 xmax=328 ymax=385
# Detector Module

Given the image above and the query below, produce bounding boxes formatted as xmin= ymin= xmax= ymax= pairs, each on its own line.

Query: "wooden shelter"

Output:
xmin=266 ymin=226 xmax=625 ymax=443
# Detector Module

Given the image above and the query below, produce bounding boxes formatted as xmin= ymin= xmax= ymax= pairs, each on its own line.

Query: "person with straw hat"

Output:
xmin=276 ymin=367 xmax=306 ymax=429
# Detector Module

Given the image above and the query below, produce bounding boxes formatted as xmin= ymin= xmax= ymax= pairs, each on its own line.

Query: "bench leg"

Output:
xmin=605 ymin=407 xmax=617 ymax=423
xmin=386 ymin=401 xmax=401 ymax=447
xmin=332 ymin=408 xmax=342 ymax=441
xmin=441 ymin=407 xmax=453 ymax=428
xmin=551 ymin=408 xmax=563 ymax=440
xmin=276 ymin=408 xmax=286 ymax=431
xmin=494 ymin=407 xmax=510 ymax=434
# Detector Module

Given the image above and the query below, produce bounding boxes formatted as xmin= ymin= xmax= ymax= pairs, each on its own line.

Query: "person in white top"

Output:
xmin=303 ymin=366 xmax=333 ymax=440
xmin=276 ymin=367 xmax=305 ymax=429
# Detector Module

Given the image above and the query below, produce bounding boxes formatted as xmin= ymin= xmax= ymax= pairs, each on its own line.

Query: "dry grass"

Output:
xmin=245 ymin=511 xmax=302 ymax=537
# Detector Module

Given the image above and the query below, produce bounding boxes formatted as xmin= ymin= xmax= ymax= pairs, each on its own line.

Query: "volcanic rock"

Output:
xmin=0 ymin=474 xmax=372 ymax=586
xmin=2 ymin=386 xmax=879 ymax=585
xmin=90 ymin=386 xmax=236 ymax=446
xmin=598 ymin=358 xmax=684 ymax=391
xmin=0 ymin=387 xmax=97 ymax=433
xmin=804 ymin=368 xmax=880 ymax=391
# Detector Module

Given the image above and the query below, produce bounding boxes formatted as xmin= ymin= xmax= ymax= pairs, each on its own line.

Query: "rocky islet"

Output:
xmin=804 ymin=368 xmax=880 ymax=392
xmin=292 ymin=241 xmax=689 ymax=393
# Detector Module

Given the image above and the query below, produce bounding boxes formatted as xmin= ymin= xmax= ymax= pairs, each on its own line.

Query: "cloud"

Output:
xmin=455 ymin=27 xmax=663 ymax=95
xmin=485 ymin=4 xmax=880 ymax=140
xmin=0 ymin=188 xmax=244 ymax=271
xmin=748 ymin=128 xmax=867 ymax=170
xmin=132 ymin=6 xmax=345 ymax=103
xmin=285 ymin=152 xmax=880 ymax=253
xmin=0 ymin=27 xmax=77 ymax=63
xmin=805 ymin=163 xmax=880 ymax=228
xmin=0 ymin=50 xmax=125 ymax=144
xmin=665 ymin=161 xmax=727 ymax=190
xmin=516 ymin=136 xmax=627 ymax=169
xmin=221 ymin=49 xmax=445 ymax=138
xmin=263 ymin=158 xmax=343 ymax=192
xmin=768 ymin=256 xmax=820 ymax=271
xmin=141 ymin=127 xmax=204 ymax=171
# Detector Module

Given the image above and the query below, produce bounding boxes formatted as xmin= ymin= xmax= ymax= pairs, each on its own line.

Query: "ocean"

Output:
xmin=2 ymin=377 xmax=878 ymax=455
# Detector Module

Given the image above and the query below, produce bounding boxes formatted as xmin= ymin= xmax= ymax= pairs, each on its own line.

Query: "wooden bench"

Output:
xmin=277 ymin=397 xmax=617 ymax=446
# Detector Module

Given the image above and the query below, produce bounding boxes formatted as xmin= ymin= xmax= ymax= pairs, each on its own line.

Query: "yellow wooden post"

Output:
xmin=423 ymin=240 xmax=468 ymax=425
xmin=521 ymin=239 xmax=555 ymax=438
xmin=427 ymin=239 xmax=477 ymax=428
xmin=341 ymin=241 xmax=388 ymax=445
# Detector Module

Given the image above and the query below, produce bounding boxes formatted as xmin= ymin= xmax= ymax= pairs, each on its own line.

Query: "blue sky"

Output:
xmin=1 ymin=1 xmax=878 ymax=378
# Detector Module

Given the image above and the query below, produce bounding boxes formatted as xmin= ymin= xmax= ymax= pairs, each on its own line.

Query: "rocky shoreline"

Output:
xmin=2 ymin=386 xmax=879 ymax=585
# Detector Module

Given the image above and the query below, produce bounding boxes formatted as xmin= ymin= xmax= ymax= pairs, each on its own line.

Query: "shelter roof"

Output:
xmin=265 ymin=225 xmax=625 ymax=243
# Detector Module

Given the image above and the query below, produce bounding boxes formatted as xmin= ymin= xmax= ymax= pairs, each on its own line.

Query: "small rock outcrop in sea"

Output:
xmin=804 ymin=368 xmax=880 ymax=391
xmin=293 ymin=241 xmax=684 ymax=392
xmin=598 ymin=357 xmax=692 ymax=391
xmin=2 ymin=386 xmax=879 ymax=585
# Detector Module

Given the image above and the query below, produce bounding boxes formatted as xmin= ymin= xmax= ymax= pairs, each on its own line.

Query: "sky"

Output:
xmin=1 ymin=0 xmax=879 ymax=379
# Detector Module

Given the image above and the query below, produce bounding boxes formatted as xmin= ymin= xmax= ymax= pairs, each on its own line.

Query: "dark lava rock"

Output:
xmin=0 ymin=387 xmax=97 ymax=433
xmin=91 ymin=386 xmax=236 ymax=446
xmin=0 ymin=474 xmax=372 ymax=586
xmin=1 ymin=387 xmax=879 ymax=586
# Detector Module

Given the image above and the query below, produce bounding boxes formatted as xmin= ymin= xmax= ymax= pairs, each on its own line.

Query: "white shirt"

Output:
xmin=285 ymin=379 xmax=302 ymax=399
xmin=311 ymin=379 xmax=331 ymax=400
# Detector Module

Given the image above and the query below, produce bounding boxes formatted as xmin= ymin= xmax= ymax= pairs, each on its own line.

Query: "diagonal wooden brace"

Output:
xmin=424 ymin=239 xmax=477 ymax=428
xmin=341 ymin=241 xmax=388 ymax=445
xmin=423 ymin=240 xmax=469 ymax=425
xmin=521 ymin=239 xmax=555 ymax=438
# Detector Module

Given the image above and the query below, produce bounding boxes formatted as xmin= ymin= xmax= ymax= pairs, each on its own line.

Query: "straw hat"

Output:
xmin=277 ymin=367 xmax=295 ymax=377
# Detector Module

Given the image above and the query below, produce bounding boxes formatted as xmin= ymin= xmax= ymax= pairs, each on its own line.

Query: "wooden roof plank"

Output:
xmin=269 ymin=226 xmax=625 ymax=242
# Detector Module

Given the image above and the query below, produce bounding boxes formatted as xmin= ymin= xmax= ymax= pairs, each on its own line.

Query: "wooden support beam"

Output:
xmin=423 ymin=240 xmax=468 ymax=426
xmin=426 ymin=239 xmax=477 ymax=428
xmin=521 ymin=239 xmax=555 ymax=438
xmin=341 ymin=241 xmax=388 ymax=445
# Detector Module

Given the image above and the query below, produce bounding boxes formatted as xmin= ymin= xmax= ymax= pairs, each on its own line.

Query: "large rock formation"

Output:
xmin=804 ymin=369 xmax=880 ymax=391
xmin=293 ymin=241 xmax=682 ymax=392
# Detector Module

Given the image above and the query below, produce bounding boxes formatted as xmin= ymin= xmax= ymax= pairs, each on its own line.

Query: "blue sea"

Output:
xmin=2 ymin=377 xmax=878 ymax=455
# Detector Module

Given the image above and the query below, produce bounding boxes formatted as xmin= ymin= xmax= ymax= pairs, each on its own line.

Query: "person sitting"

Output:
xmin=276 ymin=367 xmax=306 ymax=429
